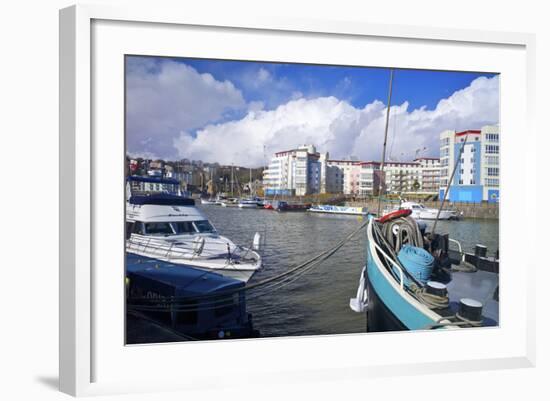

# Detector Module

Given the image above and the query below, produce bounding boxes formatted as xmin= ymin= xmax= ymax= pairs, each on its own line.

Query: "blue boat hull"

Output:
xmin=366 ymin=274 xmax=407 ymax=332
xmin=365 ymin=225 xmax=440 ymax=332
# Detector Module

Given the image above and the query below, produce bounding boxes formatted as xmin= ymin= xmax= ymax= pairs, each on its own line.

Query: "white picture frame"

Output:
xmin=59 ymin=4 xmax=536 ymax=397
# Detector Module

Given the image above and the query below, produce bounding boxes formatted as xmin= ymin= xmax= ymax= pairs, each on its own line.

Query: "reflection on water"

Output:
xmin=199 ymin=205 xmax=499 ymax=337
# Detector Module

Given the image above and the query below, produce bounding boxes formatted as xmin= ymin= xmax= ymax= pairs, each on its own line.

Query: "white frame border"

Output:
xmin=59 ymin=4 xmax=536 ymax=396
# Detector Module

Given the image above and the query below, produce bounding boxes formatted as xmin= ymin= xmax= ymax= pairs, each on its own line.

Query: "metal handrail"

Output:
xmin=371 ymin=240 xmax=405 ymax=289
xmin=127 ymin=235 xmax=259 ymax=262
xmin=448 ymin=238 xmax=465 ymax=262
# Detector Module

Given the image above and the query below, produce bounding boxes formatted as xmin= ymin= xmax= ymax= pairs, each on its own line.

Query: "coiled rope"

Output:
xmin=422 ymin=314 xmax=482 ymax=330
xmin=409 ymin=284 xmax=449 ymax=310
xmin=381 ymin=216 xmax=423 ymax=252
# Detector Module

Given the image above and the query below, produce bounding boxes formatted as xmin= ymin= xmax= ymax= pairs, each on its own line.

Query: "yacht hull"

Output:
xmin=238 ymin=203 xmax=258 ymax=208
xmin=126 ymin=234 xmax=262 ymax=282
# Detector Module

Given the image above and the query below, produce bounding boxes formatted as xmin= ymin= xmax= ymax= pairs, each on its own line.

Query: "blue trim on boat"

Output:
xmin=128 ymin=193 xmax=195 ymax=206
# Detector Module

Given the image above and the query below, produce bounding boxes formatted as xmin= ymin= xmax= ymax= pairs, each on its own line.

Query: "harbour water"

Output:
xmin=198 ymin=205 xmax=500 ymax=338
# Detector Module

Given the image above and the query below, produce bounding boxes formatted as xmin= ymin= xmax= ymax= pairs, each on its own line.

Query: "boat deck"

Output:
xmin=443 ymin=269 xmax=499 ymax=325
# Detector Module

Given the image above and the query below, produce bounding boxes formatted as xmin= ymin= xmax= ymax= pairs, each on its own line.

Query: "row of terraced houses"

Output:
xmin=262 ymin=125 xmax=499 ymax=203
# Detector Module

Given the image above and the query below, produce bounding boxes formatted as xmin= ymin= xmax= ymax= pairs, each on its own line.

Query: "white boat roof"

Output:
xmin=126 ymin=203 xmax=207 ymax=223
xmin=401 ymin=201 xmax=423 ymax=207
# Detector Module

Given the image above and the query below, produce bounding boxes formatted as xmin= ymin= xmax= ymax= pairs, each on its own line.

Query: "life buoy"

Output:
xmin=377 ymin=208 xmax=412 ymax=223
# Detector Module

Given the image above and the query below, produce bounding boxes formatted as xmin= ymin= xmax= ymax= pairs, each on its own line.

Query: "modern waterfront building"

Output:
xmin=439 ymin=125 xmax=499 ymax=203
xmin=415 ymin=157 xmax=441 ymax=194
xmin=358 ymin=162 xmax=381 ymax=196
xmin=325 ymin=159 xmax=362 ymax=195
xmin=262 ymin=144 xmax=322 ymax=196
xmin=263 ymin=144 xmax=442 ymax=197
xmin=384 ymin=161 xmax=421 ymax=194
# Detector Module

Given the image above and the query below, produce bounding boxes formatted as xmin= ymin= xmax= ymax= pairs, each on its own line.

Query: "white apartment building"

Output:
xmin=325 ymin=160 xmax=362 ymax=195
xmin=263 ymin=144 xmax=322 ymax=196
xmin=415 ymin=157 xmax=441 ymax=194
xmin=384 ymin=161 xmax=422 ymax=193
xmin=359 ymin=162 xmax=381 ymax=196
xmin=263 ymin=144 xmax=441 ymax=197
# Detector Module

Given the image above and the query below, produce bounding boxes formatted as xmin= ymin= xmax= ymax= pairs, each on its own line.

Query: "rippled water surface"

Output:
xmin=198 ymin=205 xmax=500 ymax=338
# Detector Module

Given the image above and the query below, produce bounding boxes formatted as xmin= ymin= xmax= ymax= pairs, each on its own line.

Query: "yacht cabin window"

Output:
xmin=171 ymin=221 xmax=195 ymax=234
xmin=132 ymin=220 xmax=216 ymax=235
xmin=144 ymin=222 xmax=174 ymax=235
xmin=193 ymin=220 xmax=216 ymax=233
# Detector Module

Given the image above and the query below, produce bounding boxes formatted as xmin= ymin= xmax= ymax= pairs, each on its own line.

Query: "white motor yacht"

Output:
xmin=238 ymin=198 xmax=260 ymax=208
xmin=126 ymin=177 xmax=262 ymax=282
xmin=399 ymin=201 xmax=459 ymax=220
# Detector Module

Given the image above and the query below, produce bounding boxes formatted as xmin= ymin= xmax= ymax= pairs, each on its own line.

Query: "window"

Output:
xmin=126 ymin=222 xmax=134 ymax=239
xmin=485 ymin=145 xmax=499 ymax=154
xmin=145 ymin=222 xmax=174 ymax=235
xmin=485 ymin=178 xmax=500 ymax=187
xmin=487 ymin=167 xmax=499 ymax=177
xmin=171 ymin=221 xmax=195 ymax=234
xmin=470 ymin=179 xmax=475 ymax=184
xmin=133 ymin=222 xmax=145 ymax=235
xmin=193 ymin=220 xmax=216 ymax=233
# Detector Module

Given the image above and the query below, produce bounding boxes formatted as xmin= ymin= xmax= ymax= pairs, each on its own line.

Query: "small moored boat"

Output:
xmin=308 ymin=204 xmax=368 ymax=216
xmin=200 ymin=197 xmax=217 ymax=205
xmin=350 ymin=210 xmax=499 ymax=331
xmin=238 ymin=198 xmax=260 ymax=208
xmin=399 ymin=201 xmax=459 ymax=220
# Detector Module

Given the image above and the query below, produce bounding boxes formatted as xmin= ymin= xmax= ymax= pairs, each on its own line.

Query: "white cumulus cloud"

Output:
xmin=172 ymin=75 xmax=499 ymax=167
xmin=126 ymin=57 xmax=246 ymax=159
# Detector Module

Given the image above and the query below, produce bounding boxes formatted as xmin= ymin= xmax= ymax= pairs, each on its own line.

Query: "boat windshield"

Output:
xmin=170 ymin=221 xmax=195 ymax=234
xmin=139 ymin=220 xmax=216 ymax=235
xmin=193 ymin=220 xmax=216 ymax=233
xmin=144 ymin=222 xmax=174 ymax=235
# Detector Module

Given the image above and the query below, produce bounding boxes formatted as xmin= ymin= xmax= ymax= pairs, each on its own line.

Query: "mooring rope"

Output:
xmin=127 ymin=218 xmax=370 ymax=312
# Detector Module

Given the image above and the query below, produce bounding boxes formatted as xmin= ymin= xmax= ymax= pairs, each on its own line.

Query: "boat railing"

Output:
xmin=371 ymin=239 xmax=405 ymax=289
xmin=127 ymin=235 xmax=258 ymax=261
xmin=448 ymin=238 xmax=465 ymax=262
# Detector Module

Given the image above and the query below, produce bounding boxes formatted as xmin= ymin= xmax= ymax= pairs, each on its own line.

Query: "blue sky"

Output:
xmin=126 ymin=56 xmax=499 ymax=166
xmin=172 ymin=57 xmax=495 ymax=111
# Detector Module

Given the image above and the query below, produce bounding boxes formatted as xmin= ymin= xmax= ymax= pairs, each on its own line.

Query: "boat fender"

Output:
xmin=378 ymin=209 xmax=412 ymax=223
xmin=253 ymin=232 xmax=261 ymax=251
xmin=350 ymin=265 xmax=368 ymax=313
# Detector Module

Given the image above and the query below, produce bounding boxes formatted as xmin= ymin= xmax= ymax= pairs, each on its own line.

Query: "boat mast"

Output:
xmin=231 ymin=163 xmax=234 ymax=195
xmin=431 ymin=133 xmax=469 ymax=234
xmin=376 ymin=68 xmax=394 ymax=216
